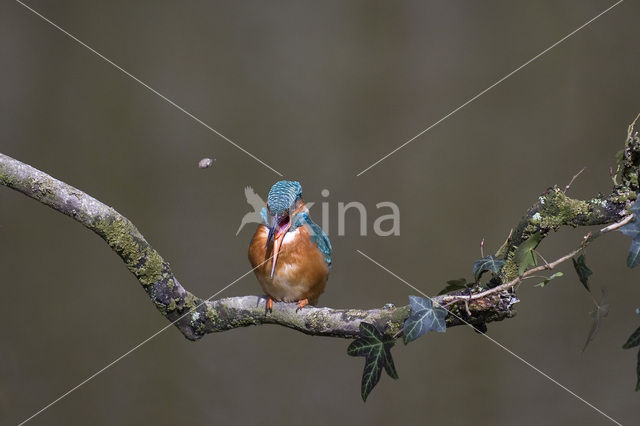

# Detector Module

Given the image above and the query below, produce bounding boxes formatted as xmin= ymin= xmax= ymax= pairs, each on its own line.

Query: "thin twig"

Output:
xmin=563 ymin=167 xmax=586 ymax=193
xmin=442 ymin=215 xmax=633 ymax=306
xmin=534 ymin=249 xmax=551 ymax=268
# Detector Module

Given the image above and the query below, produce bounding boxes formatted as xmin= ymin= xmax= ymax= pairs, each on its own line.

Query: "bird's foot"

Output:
xmin=296 ymin=298 xmax=309 ymax=312
xmin=266 ymin=296 xmax=274 ymax=313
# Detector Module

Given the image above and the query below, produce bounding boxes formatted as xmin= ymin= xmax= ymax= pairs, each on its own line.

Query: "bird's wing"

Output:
xmin=299 ymin=213 xmax=332 ymax=267
xmin=245 ymin=186 xmax=266 ymax=210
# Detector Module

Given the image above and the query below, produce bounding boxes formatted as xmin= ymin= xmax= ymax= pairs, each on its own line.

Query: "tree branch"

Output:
xmin=0 ymin=153 xmax=514 ymax=339
xmin=1 ymin=117 xmax=638 ymax=340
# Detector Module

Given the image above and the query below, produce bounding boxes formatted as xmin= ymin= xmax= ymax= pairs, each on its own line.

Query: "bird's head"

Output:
xmin=265 ymin=180 xmax=303 ymax=278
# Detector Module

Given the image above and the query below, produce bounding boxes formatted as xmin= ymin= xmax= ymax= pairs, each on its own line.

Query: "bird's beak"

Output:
xmin=267 ymin=215 xmax=291 ymax=279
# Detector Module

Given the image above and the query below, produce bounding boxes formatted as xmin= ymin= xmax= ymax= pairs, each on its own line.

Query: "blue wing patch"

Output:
xmin=292 ymin=212 xmax=332 ymax=267
xmin=307 ymin=220 xmax=332 ymax=267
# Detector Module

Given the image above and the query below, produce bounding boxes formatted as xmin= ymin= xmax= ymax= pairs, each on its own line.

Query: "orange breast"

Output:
xmin=248 ymin=225 xmax=329 ymax=305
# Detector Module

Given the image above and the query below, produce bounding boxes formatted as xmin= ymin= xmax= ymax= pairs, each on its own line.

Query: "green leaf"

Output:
xmin=513 ymin=233 xmax=543 ymax=276
xmin=437 ymin=278 xmax=468 ymax=295
xmin=347 ymin=322 xmax=398 ymax=401
xmin=623 ymin=326 xmax=640 ymax=349
xmin=620 ymin=200 xmax=640 ymax=268
xmin=403 ymin=296 xmax=447 ymax=344
xmin=582 ymin=290 xmax=609 ymax=352
xmin=473 ymin=255 xmax=506 ymax=281
xmin=620 ymin=206 xmax=640 ymax=239
xmin=572 ymin=254 xmax=592 ymax=292
xmin=534 ymin=272 xmax=564 ymax=288
xmin=635 ymin=349 xmax=640 ymax=391
xmin=627 ymin=239 xmax=640 ymax=268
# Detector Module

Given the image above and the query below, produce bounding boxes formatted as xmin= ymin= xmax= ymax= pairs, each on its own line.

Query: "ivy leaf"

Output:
xmin=473 ymin=255 xmax=506 ymax=281
xmin=623 ymin=326 xmax=640 ymax=349
xmin=582 ymin=290 xmax=609 ymax=352
xmin=347 ymin=322 xmax=398 ymax=401
xmin=437 ymin=278 xmax=468 ymax=295
xmin=534 ymin=272 xmax=564 ymax=288
xmin=623 ymin=328 xmax=640 ymax=391
xmin=403 ymin=296 xmax=447 ymax=345
xmin=572 ymin=254 xmax=592 ymax=292
xmin=620 ymin=200 xmax=640 ymax=268
xmin=513 ymin=233 xmax=543 ymax=276
xmin=620 ymin=204 xmax=640 ymax=239
xmin=626 ymin=239 xmax=640 ymax=269
xmin=635 ymin=350 xmax=640 ymax=391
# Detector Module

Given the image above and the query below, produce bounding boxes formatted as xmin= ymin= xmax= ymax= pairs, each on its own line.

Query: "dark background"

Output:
xmin=1 ymin=1 xmax=639 ymax=424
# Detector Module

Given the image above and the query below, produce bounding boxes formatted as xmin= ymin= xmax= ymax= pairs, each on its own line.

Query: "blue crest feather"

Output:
xmin=267 ymin=181 xmax=302 ymax=215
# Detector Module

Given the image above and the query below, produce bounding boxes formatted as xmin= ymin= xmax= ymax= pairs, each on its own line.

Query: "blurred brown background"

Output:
xmin=1 ymin=1 xmax=639 ymax=424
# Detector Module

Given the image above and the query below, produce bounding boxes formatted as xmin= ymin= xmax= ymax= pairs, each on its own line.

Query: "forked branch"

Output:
xmin=0 ymin=118 xmax=638 ymax=340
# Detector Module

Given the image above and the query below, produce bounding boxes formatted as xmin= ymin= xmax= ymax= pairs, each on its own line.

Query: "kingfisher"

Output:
xmin=248 ymin=180 xmax=332 ymax=311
